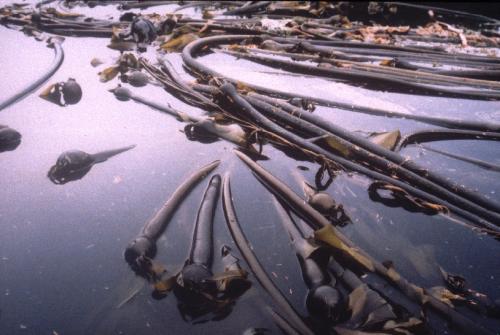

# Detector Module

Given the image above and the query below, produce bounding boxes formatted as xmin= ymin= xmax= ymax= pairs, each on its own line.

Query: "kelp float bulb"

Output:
xmin=306 ymin=285 xmax=342 ymax=322
xmin=308 ymin=192 xmax=337 ymax=214
xmin=47 ymin=145 xmax=135 ymax=185
xmin=109 ymin=85 xmax=132 ymax=101
xmin=0 ymin=125 xmax=22 ymax=152
xmin=124 ymin=236 xmax=157 ymax=268
xmin=303 ymin=182 xmax=343 ymax=220
xmin=62 ymin=78 xmax=82 ymax=105
xmin=40 ymin=78 xmax=82 ymax=106
xmin=131 ymin=17 xmax=157 ymax=44
xmin=123 ymin=71 xmax=149 ymax=87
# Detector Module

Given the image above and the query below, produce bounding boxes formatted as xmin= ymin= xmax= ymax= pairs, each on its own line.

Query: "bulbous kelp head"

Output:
xmin=306 ymin=285 xmax=342 ymax=322
xmin=110 ymin=86 xmax=132 ymax=101
xmin=122 ymin=71 xmax=149 ymax=87
xmin=40 ymin=78 xmax=82 ymax=106
xmin=308 ymin=192 xmax=337 ymax=214
xmin=174 ymin=263 xmax=217 ymax=307
xmin=131 ymin=17 xmax=157 ymax=43
xmin=0 ymin=126 xmax=22 ymax=152
xmin=47 ymin=150 xmax=93 ymax=184
xmin=124 ymin=235 xmax=157 ymax=270
xmin=54 ymin=150 xmax=93 ymax=172
xmin=303 ymin=182 xmax=337 ymax=215
xmin=178 ymin=263 xmax=214 ymax=291
xmin=303 ymin=182 xmax=350 ymax=225
xmin=184 ymin=121 xmax=220 ymax=144
xmin=62 ymin=78 xmax=82 ymax=105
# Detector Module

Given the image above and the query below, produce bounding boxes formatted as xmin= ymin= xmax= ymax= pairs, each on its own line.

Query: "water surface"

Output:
xmin=1 ymin=2 xmax=499 ymax=334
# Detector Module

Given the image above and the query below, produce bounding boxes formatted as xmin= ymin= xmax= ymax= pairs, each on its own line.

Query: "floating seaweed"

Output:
xmin=124 ymin=160 xmax=220 ymax=274
xmin=1 ymin=1 xmax=499 ymax=334
xmin=273 ymin=197 xmax=342 ymax=324
xmin=48 ymin=145 xmax=135 ymax=184
xmin=0 ymin=37 xmax=64 ymax=111
xmin=40 ymin=77 xmax=82 ymax=106
xmin=0 ymin=125 xmax=21 ymax=152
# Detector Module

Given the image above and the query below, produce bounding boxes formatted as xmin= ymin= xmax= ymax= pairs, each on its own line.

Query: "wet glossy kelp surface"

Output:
xmin=1 ymin=2 xmax=500 ymax=335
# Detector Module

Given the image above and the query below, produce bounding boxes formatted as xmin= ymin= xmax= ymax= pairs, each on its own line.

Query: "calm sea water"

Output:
xmin=0 ymin=2 xmax=499 ymax=334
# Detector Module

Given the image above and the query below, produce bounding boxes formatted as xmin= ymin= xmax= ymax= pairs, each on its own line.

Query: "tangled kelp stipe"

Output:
xmin=1 ymin=1 xmax=500 ymax=334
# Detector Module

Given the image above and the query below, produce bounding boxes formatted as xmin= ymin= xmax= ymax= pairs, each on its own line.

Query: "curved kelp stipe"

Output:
xmin=219 ymin=48 xmax=500 ymax=100
xmin=173 ymin=174 xmax=221 ymax=319
xmin=222 ymin=174 xmax=315 ymax=335
xmin=245 ymin=93 xmax=500 ymax=216
xmin=236 ymin=42 xmax=500 ymax=82
xmin=394 ymin=58 xmax=500 ymax=80
xmin=0 ymin=37 xmax=64 ymax=112
xmin=273 ymin=197 xmax=342 ymax=325
xmin=183 ymin=35 xmax=500 ymax=132
xmin=110 ymin=85 xmax=259 ymax=153
xmin=147 ymin=173 xmax=250 ymax=322
xmin=47 ymin=145 xmax=136 ymax=184
xmin=233 ymin=150 xmax=496 ymax=335
xmin=222 ymin=1 xmax=271 ymax=16
xmin=185 ymin=174 xmax=220 ymax=271
xmin=0 ymin=125 xmax=22 ymax=152
xmin=266 ymin=37 xmax=500 ymax=68
xmin=396 ymin=129 xmax=500 ymax=151
xmin=387 ymin=2 xmax=500 ymax=28
xmin=119 ymin=1 xmax=174 ymax=10
xmin=110 ymin=86 xmax=199 ymax=122
xmin=144 ymin=57 xmax=223 ymax=112
xmin=222 ymin=84 xmax=500 ymax=231
xmin=422 ymin=145 xmax=500 ymax=172
xmin=265 ymin=306 xmax=300 ymax=335
xmin=124 ymin=160 xmax=220 ymax=274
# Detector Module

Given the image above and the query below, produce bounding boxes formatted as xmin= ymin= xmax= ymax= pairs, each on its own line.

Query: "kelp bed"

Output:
xmin=1 ymin=1 xmax=500 ymax=335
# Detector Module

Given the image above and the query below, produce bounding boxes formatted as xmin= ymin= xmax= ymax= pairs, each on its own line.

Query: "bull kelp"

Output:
xmin=0 ymin=1 xmax=499 ymax=335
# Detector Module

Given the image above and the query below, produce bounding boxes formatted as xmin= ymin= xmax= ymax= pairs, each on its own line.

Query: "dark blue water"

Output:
xmin=1 ymin=2 xmax=500 ymax=334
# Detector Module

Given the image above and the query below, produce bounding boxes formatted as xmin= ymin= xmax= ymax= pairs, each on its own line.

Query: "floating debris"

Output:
xmin=40 ymin=78 xmax=82 ymax=106
xmin=90 ymin=58 xmax=104 ymax=67
xmin=122 ymin=70 xmax=149 ymax=87
xmin=0 ymin=1 xmax=499 ymax=333
xmin=0 ymin=125 xmax=21 ymax=152
xmin=48 ymin=145 xmax=135 ymax=184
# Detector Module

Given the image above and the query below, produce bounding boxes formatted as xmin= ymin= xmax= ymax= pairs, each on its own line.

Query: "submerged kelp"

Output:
xmin=0 ymin=1 xmax=499 ymax=335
